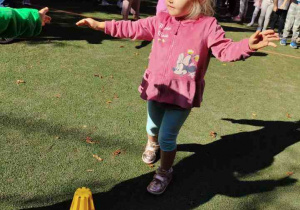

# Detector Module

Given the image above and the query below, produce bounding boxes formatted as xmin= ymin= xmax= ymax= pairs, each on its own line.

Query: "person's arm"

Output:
xmin=273 ymin=0 xmax=278 ymax=11
xmin=76 ymin=16 xmax=157 ymax=41
xmin=0 ymin=7 xmax=51 ymax=38
xmin=279 ymin=0 xmax=290 ymax=9
xmin=207 ymin=19 xmax=279 ymax=62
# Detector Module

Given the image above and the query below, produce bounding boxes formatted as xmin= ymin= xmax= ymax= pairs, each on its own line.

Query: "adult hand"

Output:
xmin=273 ymin=5 xmax=278 ymax=12
xmin=249 ymin=30 xmax=279 ymax=50
xmin=39 ymin=7 xmax=51 ymax=26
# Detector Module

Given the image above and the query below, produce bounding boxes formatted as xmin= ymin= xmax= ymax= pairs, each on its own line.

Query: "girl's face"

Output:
xmin=165 ymin=0 xmax=193 ymax=18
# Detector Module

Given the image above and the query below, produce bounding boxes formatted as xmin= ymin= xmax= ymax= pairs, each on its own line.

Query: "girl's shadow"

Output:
xmin=22 ymin=119 xmax=300 ymax=210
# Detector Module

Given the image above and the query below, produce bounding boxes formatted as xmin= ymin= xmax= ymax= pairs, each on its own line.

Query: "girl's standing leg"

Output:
xmin=291 ymin=4 xmax=300 ymax=42
xmin=278 ymin=10 xmax=288 ymax=35
xmin=262 ymin=2 xmax=274 ymax=31
xmin=121 ymin=0 xmax=133 ymax=20
xmin=282 ymin=3 xmax=297 ymax=40
xmin=143 ymin=101 xmax=165 ymax=164
xmin=269 ymin=10 xmax=280 ymax=30
xmin=239 ymin=0 xmax=248 ymax=18
xmin=248 ymin=6 xmax=261 ymax=26
xmin=131 ymin=0 xmax=140 ymax=20
xmin=147 ymin=106 xmax=191 ymax=194
xmin=258 ymin=0 xmax=269 ymax=31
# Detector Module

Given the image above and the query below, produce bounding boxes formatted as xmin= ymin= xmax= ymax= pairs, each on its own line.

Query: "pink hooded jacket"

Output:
xmin=105 ymin=12 xmax=254 ymax=109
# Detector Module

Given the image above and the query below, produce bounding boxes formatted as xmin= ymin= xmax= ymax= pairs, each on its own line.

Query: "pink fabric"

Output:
xmin=254 ymin=0 xmax=262 ymax=7
xmin=105 ymin=12 xmax=254 ymax=109
xmin=156 ymin=0 xmax=167 ymax=15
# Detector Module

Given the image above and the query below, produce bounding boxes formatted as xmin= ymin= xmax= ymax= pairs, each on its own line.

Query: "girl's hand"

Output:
xmin=248 ymin=30 xmax=279 ymax=50
xmin=39 ymin=7 xmax=51 ymax=26
xmin=76 ymin=18 xmax=105 ymax=31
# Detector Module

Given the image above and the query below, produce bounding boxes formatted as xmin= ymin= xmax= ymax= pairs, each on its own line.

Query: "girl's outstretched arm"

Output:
xmin=76 ymin=18 xmax=105 ymax=31
xmin=248 ymin=30 xmax=280 ymax=50
xmin=76 ymin=17 xmax=157 ymax=41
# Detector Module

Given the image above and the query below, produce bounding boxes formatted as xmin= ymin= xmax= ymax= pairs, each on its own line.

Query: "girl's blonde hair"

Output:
xmin=186 ymin=0 xmax=215 ymax=19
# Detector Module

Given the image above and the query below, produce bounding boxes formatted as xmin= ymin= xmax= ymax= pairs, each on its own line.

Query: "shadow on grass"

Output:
xmin=21 ymin=119 xmax=300 ymax=210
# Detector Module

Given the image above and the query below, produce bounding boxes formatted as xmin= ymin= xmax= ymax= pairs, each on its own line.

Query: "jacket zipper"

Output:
xmin=160 ymin=21 xmax=181 ymax=98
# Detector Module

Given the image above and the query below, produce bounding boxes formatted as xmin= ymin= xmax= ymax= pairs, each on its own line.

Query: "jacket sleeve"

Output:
xmin=207 ymin=18 xmax=255 ymax=62
xmin=0 ymin=7 xmax=42 ymax=38
xmin=104 ymin=16 xmax=157 ymax=41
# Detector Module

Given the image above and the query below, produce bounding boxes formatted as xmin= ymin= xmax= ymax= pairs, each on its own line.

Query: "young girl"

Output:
xmin=76 ymin=0 xmax=279 ymax=195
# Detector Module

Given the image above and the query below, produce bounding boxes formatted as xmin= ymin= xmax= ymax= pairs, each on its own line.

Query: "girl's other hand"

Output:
xmin=248 ymin=30 xmax=279 ymax=50
xmin=39 ymin=7 xmax=51 ymax=26
xmin=76 ymin=18 xmax=105 ymax=31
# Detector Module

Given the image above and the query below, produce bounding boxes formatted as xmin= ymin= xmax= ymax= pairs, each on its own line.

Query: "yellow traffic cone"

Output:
xmin=70 ymin=187 xmax=95 ymax=210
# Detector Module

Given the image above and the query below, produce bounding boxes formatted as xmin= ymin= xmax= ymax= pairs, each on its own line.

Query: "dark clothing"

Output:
xmin=270 ymin=9 xmax=288 ymax=34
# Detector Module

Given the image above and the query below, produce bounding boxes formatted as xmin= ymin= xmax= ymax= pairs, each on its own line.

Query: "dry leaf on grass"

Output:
xmin=114 ymin=94 xmax=119 ymax=99
xmin=287 ymin=172 xmax=294 ymax=176
xmin=252 ymin=113 xmax=257 ymax=118
xmin=86 ymin=137 xmax=95 ymax=144
xmin=16 ymin=80 xmax=26 ymax=84
xmin=210 ymin=131 xmax=217 ymax=138
xmin=113 ymin=149 xmax=121 ymax=157
xmin=93 ymin=154 xmax=103 ymax=161
xmin=119 ymin=45 xmax=124 ymax=48
xmin=110 ymin=75 xmax=114 ymax=79
xmin=87 ymin=169 xmax=94 ymax=172
xmin=106 ymin=100 xmax=112 ymax=104
xmin=286 ymin=113 xmax=292 ymax=118
xmin=148 ymin=164 xmax=155 ymax=168
xmin=94 ymin=74 xmax=103 ymax=78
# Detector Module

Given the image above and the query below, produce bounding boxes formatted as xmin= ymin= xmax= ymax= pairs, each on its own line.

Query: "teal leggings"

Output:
xmin=146 ymin=100 xmax=191 ymax=152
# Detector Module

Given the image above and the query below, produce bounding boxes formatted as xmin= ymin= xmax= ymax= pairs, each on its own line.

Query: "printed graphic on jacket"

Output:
xmin=173 ymin=50 xmax=199 ymax=78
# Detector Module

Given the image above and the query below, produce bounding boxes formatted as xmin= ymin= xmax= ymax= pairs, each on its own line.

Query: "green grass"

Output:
xmin=0 ymin=2 xmax=300 ymax=210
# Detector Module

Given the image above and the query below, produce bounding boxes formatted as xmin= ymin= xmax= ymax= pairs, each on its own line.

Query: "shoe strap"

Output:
xmin=154 ymin=174 xmax=166 ymax=183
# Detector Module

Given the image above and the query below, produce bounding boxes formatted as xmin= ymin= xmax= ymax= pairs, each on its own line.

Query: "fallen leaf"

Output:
xmin=83 ymin=125 xmax=87 ymax=128
xmin=119 ymin=45 xmax=124 ymax=48
xmin=86 ymin=136 xmax=95 ymax=144
xmin=87 ymin=169 xmax=94 ymax=172
xmin=55 ymin=136 xmax=60 ymax=140
xmin=148 ymin=164 xmax=155 ymax=168
xmin=287 ymin=172 xmax=294 ymax=176
xmin=110 ymin=75 xmax=114 ymax=79
xmin=210 ymin=131 xmax=217 ymax=138
xmin=106 ymin=100 xmax=112 ymax=104
xmin=252 ymin=113 xmax=257 ymax=118
xmin=16 ymin=80 xmax=26 ymax=84
xmin=134 ymin=52 xmax=139 ymax=56
xmin=222 ymin=64 xmax=226 ymax=66
xmin=113 ymin=149 xmax=121 ymax=156
xmin=94 ymin=74 xmax=100 ymax=77
xmin=93 ymin=154 xmax=103 ymax=161
xmin=286 ymin=113 xmax=292 ymax=118
xmin=55 ymin=94 xmax=61 ymax=98
xmin=114 ymin=94 xmax=119 ymax=99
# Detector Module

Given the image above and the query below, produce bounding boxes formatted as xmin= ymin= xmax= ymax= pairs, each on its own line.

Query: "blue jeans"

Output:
xmin=146 ymin=100 xmax=191 ymax=152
